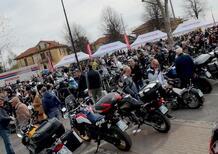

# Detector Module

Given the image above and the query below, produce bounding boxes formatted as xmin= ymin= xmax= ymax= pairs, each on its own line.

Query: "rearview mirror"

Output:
xmin=17 ymin=133 xmax=23 ymax=138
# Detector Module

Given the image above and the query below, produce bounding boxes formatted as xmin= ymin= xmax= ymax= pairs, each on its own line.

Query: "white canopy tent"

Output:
xmin=93 ymin=41 xmax=127 ymax=57
xmin=55 ymin=51 xmax=89 ymax=68
xmin=131 ymin=30 xmax=167 ymax=48
xmin=173 ymin=19 xmax=211 ymax=36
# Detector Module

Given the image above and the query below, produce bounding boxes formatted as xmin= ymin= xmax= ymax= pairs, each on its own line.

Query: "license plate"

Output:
xmin=57 ymin=145 xmax=72 ymax=154
xmin=198 ymin=90 xmax=204 ymax=97
xmin=116 ymin=120 xmax=128 ymax=131
xmin=159 ymin=105 xmax=168 ymax=114
xmin=63 ymin=113 xmax=69 ymax=119
xmin=206 ymin=71 xmax=212 ymax=78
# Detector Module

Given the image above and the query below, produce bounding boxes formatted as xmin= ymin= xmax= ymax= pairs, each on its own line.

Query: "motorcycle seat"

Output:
xmin=81 ymin=110 xmax=104 ymax=124
xmin=86 ymin=111 xmax=105 ymax=124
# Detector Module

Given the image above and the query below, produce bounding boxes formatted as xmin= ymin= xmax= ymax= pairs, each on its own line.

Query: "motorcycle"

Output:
xmin=94 ymin=91 xmax=171 ymax=133
xmin=164 ymin=77 xmax=204 ymax=109
xmin=17 ymin=118 xmax=82 ymax=154
xmin=67 ymin=101 xmax=132 ymax=153
xmin=210 ymin=123 xmax=218 ymax=154
xmin=193 ymin=48 xmax=218 ymax=93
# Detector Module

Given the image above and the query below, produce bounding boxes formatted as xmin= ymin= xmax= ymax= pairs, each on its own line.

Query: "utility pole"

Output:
xmin=60 ymin=0 xmax=81 ymax=70
xmin=169 ymin=0 xmax=176 ymax=21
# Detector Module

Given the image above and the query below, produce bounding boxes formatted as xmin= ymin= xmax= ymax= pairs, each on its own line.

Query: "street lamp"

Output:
xmin=60 ymin=0 xmax=81 ymax=70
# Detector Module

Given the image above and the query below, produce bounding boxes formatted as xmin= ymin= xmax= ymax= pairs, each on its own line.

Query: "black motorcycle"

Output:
xmin=164 ymin=77 xmax=204 ymax=109
xmin=17 ymin=118 xmax=82 ymax=154
xmin=94 ymin=91 xmax=171 ymax=133
xmin=193 ymin=48 xmax=218 ymax=93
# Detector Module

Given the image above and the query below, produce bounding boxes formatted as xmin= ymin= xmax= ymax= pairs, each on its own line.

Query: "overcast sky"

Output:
xmin=0 ymin=0 xmax=218 ymax=55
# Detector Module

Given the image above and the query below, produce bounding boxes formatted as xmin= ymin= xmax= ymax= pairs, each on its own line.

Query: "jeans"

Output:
xmin=0 ymin=129 xmax=15 ymax=154
xmin=48 ymin=108 xmax=61 ymax=120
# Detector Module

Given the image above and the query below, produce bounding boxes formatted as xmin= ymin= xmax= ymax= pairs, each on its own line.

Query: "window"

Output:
xmin=46 ymin=51 xmax=52 ymax=61
xmin=40 ymin=52 xmax=46 ymax=60
xmin=24 ymin=58 xmax=28 ymax=66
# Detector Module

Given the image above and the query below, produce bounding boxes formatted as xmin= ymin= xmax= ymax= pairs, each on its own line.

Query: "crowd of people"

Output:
xmin=0 ymin=25 xmax=217 ymax=154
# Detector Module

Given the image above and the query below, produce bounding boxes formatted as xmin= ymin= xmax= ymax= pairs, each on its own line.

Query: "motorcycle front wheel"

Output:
xmin=106 ymin=126 xmax=132 ymax=151
xmin=148 ymin=111 xmax=171 ymax=133
xmin=182 ymin=91 xmax=202 ymax=109
xmin=74 ymin=127 xmax=91 ymax=142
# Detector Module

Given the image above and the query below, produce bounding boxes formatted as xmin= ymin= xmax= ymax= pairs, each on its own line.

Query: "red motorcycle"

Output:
xmin=94 ymin=90 xmax=171 ymax=133
xmin=68 ymin=102 xmax=132 ymax=153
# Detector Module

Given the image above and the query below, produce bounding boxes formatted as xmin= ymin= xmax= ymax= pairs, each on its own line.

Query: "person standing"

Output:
xmin=0 ymin=96 xmax=15 ymax=154
xmin=120 ymin=66 xmax=139 ymax=100
xmin=147 ymin=59 xmax=166 ymax=85
xmin=86 ymin=65 xmax=103 ymax=103
xmin=30 ymin=90 xmax=47 ymax=124
xmin=74 ymin=69 xmax=87 ymax=98
xmin=10 ymin=97 xmax=31 ymax=129
xmin=128 ymin=59 xmax=143 ymax=90
xmin=41 ymin=87 xmax=62 ymax=119
xmin=175 ymin=47 xmax=194 ymax=88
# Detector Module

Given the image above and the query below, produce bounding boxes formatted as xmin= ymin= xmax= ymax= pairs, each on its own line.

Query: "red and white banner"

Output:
xmin=86 ymin=43 xmax=92 ymax=59
xmin=124 ymin=34 xmax=131 ymax=49
xmin=46 ymin=52 xmax=55 ymax=72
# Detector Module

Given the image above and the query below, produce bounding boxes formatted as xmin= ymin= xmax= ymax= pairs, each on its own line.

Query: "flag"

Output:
xmin=45 ymin=52 xmax=55 ymax=72
xmin=124 ymin=34 xmax=131 ymax=49
xmin=86 ymin=43 xmax=92 ymax=59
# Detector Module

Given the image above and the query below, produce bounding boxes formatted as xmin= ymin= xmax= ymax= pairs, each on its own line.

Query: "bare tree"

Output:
xmin=143 ymin=1 xmax=162 ymax=30
xmin=101 ymin=7 xmax=123 ymax=43
xmin=183 ymin=0 xmax=206 ymax=19
xmin=0 ymin=16 xmax=13 ymax=71
xmin=64 ymin=23 xmax=89 ymax=52
xmin=142 ymin=0 xmax=174 ymax=47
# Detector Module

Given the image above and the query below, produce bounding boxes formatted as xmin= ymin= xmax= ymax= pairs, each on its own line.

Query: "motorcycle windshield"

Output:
xmin=194 ymin=54 xmax=211 ymax=65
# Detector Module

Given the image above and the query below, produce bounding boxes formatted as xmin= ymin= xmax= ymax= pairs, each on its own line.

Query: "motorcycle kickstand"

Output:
xmin=95 ymin=138 xmax=101 ymax=153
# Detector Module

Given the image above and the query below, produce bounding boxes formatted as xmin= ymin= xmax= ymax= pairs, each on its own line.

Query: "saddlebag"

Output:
xmin=60 ymin=130 xmax=83 ymax=152
xmin=139 ymin=82 xmax=164 ymax=102
xmin=29 ymin=118 xmax=65 ymax=153
xmin=207 ymin=62 xmax=218 ymax=76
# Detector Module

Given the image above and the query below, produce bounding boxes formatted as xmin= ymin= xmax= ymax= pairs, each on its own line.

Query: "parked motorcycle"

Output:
xmin=67 ymin=101 xmax=132 ymax=152
xmin=17 ymin=118 xmax=82 ymax=154
xmin=210 ymin=123 xmax=218 ymax=154
xmin=193 ymin=48 xmax=218 ymax=93
xmin=94 ymin=91 xmax=171 ymax=133
xmin=164 ymin=77 xmax=204 ymax=109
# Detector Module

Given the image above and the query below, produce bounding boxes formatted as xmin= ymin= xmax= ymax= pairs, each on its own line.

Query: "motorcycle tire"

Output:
xmin=182 ymin=91 xmax=202 ymax=109
xmin=149 ymin=111 xmax=171 ymax=133
xmin=74 ymin=127 xmax=91 ymax=142
xmin=194 ymin=77 xmax=212 ymax=94
xmin=107 ymin=126 xmax=132 ymax=151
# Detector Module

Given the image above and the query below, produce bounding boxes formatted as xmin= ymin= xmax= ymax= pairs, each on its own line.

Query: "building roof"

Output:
xmin=16 ymin=41 xmax=67 ymax=60
xmin=132 ymin=18 xmax=183 ymax=36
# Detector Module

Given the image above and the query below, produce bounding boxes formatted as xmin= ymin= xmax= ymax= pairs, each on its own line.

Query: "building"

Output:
xmin=91 ymin=35 xmax=135 ymax=51
xmin=15 ymin=41 xmax=70 ymax=68
xmin=132 ymin=18 xmax=183 ymax=36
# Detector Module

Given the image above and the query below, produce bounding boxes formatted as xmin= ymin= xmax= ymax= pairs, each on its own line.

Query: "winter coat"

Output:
xmin=42 ymin=91 xmax=61 ymax=116
xmin=15 ymin=102 xmax=31 ymax=128
xmin=0 ymin=107 xmax=11 ymax=130
xmin=32 ymin=93 xmax=47 ymax=123
xmin=175 ymin=53 xmax=194 ymax=80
